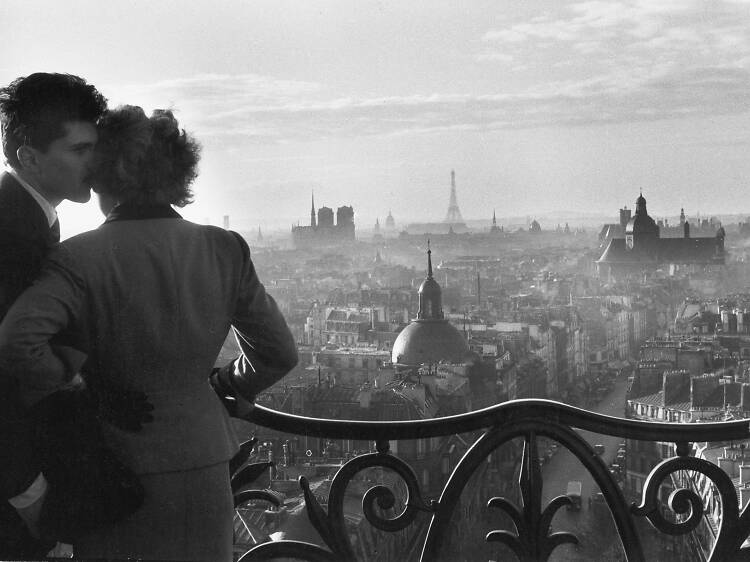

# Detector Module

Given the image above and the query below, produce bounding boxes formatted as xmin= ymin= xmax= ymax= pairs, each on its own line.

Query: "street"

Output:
xmin=541 ymin=376 xmax=630 ymax=561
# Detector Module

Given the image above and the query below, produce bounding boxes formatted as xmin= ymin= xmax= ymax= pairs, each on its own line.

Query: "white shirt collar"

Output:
xmin=7 ymin=169 xmax=58 ymax=227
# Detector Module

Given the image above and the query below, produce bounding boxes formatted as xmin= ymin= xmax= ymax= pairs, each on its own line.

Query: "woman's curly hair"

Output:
xmin=93 ymin=105 xmax=200 ymax=207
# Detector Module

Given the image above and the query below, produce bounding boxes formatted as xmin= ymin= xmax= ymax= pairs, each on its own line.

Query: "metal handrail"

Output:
xmin=246 ymin=399 xmax=750 ymax=442
xmin=233 ymin=400 xmax=750 ymax=561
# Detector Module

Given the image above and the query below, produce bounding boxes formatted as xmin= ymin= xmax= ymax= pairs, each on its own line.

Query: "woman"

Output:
xmin=0 ymin=105 xmax=298 ymax=561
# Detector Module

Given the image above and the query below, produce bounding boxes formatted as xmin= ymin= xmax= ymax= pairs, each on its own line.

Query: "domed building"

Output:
xmin=624 ymin=192 xmax=659 ymax=251
xmin=391 ymin=245 xmax=469 ymax=366
xmin=597 ymin=192 xmax=725 ymax=281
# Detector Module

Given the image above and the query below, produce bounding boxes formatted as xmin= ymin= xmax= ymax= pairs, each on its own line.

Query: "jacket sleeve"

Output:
xmin=223 ymin=232 xmax=298 ymax=399
xmin=0 ymin=246 xmax=86 ymax=407
xmin=0 ymin=229 xmax=47 ymax=321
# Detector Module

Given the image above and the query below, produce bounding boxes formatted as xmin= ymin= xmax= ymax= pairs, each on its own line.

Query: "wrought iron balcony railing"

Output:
xmin=233 ymin=399 xmax=750 ymax=562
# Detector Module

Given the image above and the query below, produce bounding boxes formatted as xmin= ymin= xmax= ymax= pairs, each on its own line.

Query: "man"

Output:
xmin=0 ymin=72 xmax=106 ymax=557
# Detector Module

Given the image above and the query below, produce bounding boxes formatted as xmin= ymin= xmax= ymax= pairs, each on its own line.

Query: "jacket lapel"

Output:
xmin=0 ymin=172 xmax=51 ymax=243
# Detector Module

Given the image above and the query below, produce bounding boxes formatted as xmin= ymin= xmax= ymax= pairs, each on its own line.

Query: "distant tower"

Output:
xmin=444 ymin=170 xmax=464 ymax=224
xmin=318 ymin=206 xmax=334 ymax=227
xmin=385 ymin=210 xmax=395 ymax=230
xmin=223 ymin=215 xmax=229 ymax=229
xmin=680 ymin=207 xmax=686 ymax=226
xmin=490 ymin=209 xmax=501 ymax=233
xmin=310 ymin=192 xmax=317 ymax=228
xmin=374 ymin=218 xmax=381 ymax=234
xmin=257 ymin=226 xmax=263 ymax=242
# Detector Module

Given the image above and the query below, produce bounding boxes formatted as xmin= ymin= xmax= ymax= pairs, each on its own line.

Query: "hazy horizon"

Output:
xmin=4 ymin=0 xmax=750 ymax=239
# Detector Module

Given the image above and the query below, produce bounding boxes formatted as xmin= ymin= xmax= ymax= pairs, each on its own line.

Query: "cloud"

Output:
xmin=482 ymin=0 xmax=750 ymax=60
xmin=105 ymin=62 xmax=750 ymax=145
xmin=102 ymin=2 xmax=750 ymax=145
xmin=119 ymin=64 xmax=750 ymax=144
xmin=104 ymin=72 xmax=324 ymax=115
xmin=482 ymin=29 xmax=527 ymax=43
xmin=474 ymin=52 xmax=514 ymax=63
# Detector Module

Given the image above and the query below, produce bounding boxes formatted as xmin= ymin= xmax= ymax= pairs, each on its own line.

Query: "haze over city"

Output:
xmin=4 ymin=0 xmax=750 ymax=239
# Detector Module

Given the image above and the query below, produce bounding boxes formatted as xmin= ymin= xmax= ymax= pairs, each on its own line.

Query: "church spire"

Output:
xmin=417 ymin=240 xmax=443 ymax=320
xmin=427 ymin=239 xmax=433 ymax=279
xmin=310 ymin=191 xmax=317 ymax=227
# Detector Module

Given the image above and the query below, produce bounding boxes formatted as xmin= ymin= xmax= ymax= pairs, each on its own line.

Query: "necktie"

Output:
xmin=50 ymin=218 xmax=60 ymax=244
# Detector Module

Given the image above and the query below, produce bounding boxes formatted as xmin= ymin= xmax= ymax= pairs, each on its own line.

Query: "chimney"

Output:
xmin=662 ymin=370 xmax=689 ymax=406
xmin=476 ymin=265 xmax=481 ymax=307
xmin=619 ymin=207 xmax=631 ymax=229
xmin=741 ymin=464 xmax=750 ymax=486
xmin=719 ymin=456 xmax=738 ymax=478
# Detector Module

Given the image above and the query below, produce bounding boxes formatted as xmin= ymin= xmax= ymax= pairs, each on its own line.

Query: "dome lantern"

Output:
xmin=391 ymin=243 xmax=469 ymax=366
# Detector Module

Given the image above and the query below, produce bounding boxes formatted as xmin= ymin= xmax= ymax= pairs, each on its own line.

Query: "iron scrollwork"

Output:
xmin=234 ymin=400 xmax=750 ymax=561
xmin=486 ymin=432 xmax=579 ymax=562
xmin=632 ymin=455 xmax=750 ymax=561
xmin=240 ymin=442 xmax=434 ymax=561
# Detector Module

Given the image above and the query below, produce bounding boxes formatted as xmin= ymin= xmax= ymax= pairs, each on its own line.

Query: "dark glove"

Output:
xmin=210 ymin=363 xmax=239 ymax=416
xmin=210 ymin=359 xmax=256 ymax=417
xmin=95 ymin=388 xmax=154 ymax=432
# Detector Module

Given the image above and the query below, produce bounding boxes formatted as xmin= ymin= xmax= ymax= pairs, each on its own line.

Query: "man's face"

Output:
xmin=33 ymin=121 xmax=98 ymax=205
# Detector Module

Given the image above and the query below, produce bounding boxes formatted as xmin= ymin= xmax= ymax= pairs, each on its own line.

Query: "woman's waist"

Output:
xmin=100 ymin=388 xmax=239 ymax=474
xmin=86 ymin=373 xmax=213 ymax=399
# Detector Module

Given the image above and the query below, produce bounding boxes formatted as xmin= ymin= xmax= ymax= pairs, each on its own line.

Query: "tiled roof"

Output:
xmin=597 ymin=236 xmax=723 ymax=265
xmin=597 ymin=239 xmax=655 ymax=265
xmin=304 ymin=384 xmax=424 ymax=421
xmin=631 ymin=390 xmax=664 ymax=406
xmin=658 ymin=237 xmax=723 ymax=263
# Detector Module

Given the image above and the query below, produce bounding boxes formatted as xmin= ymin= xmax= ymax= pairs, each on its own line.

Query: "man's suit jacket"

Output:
xmin=0 ymin=172 xmax=55 ymax=499
xmin=0 ymin=203 xmax=298 ymax=475
xmin=0 ymin=172 xmax=57 ymax=320
xmin=0 ymin=172 xmax=58 ymax=557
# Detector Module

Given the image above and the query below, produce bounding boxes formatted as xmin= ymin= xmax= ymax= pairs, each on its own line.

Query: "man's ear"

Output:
xmin=16 ymin=145 xmax=39 ymax=171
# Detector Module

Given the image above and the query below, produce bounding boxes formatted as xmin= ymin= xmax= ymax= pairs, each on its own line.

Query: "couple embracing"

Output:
xmin=0 ymin=72 xmax=298 ymax=561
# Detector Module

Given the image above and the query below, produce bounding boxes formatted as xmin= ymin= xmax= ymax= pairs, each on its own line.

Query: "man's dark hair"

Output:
xmin=0 ymin=73 xmax=107 ymax=169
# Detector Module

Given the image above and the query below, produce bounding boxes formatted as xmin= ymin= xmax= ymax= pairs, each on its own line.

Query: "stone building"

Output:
xmin=291 ymin=193 xmax=356 ymax=248
xmin=597 ymin=193 xmax=725 ymax=281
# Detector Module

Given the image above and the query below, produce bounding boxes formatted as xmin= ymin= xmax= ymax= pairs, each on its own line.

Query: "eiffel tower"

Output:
xmin=444 ymin=170 xmax=464 ymax=223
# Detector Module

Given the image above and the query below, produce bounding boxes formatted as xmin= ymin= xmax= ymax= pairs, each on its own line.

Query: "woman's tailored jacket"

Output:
xmin=0 ymin=207 xmax=298 ymax=475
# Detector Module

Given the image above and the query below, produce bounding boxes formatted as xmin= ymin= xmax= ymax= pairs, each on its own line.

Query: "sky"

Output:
xmin=3 ymin=0 xmax=750 ymax=238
